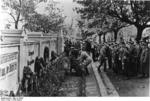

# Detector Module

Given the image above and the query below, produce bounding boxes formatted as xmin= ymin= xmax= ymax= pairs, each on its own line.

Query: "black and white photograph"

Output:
xmin=0 ymin=0 xmax=150 ymax=99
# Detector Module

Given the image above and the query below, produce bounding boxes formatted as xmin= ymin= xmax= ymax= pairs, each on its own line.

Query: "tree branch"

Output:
xmin=8 ymin=12 xmax=16 ymax=22
xmin=144 ymin=17 xmax=150 ymax=25
xmin=109 ymin=3 xmax=136 ymax=25
xmin=7 ymin=19 xmax=15 ymax=23
xmin=143 ymin=24 xmax=150 ymax=29
xmin=117 ymin=24 xmax=130 ymax=30
xmin=130 ymin=0 xmax=140 ymax=25
xmin=19 ymin=18 xmax=24 ymax=21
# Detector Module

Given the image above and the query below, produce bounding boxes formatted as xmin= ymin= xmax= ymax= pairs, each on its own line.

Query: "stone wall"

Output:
xmin=0 ymin=30 xmax=64 ymax=94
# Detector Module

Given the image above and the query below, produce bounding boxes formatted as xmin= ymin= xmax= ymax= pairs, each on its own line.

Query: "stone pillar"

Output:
xmin=19 ymin=37 xmax=24 ymax=82
xmin=39 ymin=41 xmax=43 ymax=57
xmin=48 ymin=40 xmax=51 ymax=59
xmin=57 ymin=29 xmax=64 ymax=55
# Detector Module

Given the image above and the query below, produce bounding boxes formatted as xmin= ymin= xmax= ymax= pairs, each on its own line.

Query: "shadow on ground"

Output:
xmin=106 ymin=70 xmax=149 ymax=96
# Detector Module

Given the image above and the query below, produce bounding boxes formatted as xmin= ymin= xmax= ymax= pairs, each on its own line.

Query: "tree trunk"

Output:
xmin=103 ymin=33 xmax=106 ymax=42
xmin=113 ymin=27 xmax=122 ymax=42
xmin=15 ymin=21 xmax=18 ymax=29
xmin=136 ymin=26 xmax=144 ymax=43
xmin=15 ymin=11 xmax=21 ymax=29
xmin=114 ymin=30 xmax=118 ymax=42
xmin=98 ymin=34 xmax=101 ymax=44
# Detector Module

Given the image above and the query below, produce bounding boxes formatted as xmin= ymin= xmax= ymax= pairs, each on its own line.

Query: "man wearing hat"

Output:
xmin=98 ymin=44 xmax=108 ymax=72
xmin=64 ymin=39 xmax=72 ymax=56
xmin=128 ymin=41 xmax=137 ymax=76
xmin=140 ymin=42 xmax=149 ymax=78
xmin=78 ymin=49 xmax=92 ymax=75
xmin=112 ymin=43 xmax=117 ymax=73
xmin=135 ymin=42 xmax=143 ymax=76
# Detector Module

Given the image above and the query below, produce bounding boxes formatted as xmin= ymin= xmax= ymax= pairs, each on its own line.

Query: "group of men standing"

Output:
xmin=64 ymin=39 xmax=92 ymax=76
xmin=64 ymin=38 xmax=149 ymax=79
xmin=92 ymin=40 xmax=149 ymax=79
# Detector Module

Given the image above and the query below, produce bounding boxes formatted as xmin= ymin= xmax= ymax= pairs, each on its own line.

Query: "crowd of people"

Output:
xmin=93 ymin=40 xmax=149 ymax=79
xmin=64 ymin=38 xmax=149 ymax=79
xmin=64 ymin=39 xmax=92 ymax=76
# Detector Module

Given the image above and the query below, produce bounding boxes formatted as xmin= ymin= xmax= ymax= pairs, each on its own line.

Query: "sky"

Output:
xmin=0 ymin=0 xmax=8 ymax=30
xmin=53 ymin=0 xmax=80 ymax=26
xmin=0 ymin=0 xmax=80 ymax=30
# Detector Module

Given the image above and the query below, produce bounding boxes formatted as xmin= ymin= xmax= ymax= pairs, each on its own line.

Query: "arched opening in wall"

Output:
xmin=44 ymin=47 xmax=49 ymax=63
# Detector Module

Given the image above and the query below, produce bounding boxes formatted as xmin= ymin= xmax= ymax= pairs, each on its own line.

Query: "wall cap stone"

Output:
xmin=1 ymin=30 xmax=23 ymax=35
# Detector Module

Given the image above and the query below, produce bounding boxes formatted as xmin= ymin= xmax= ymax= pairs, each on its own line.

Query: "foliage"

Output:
xmin=24 ymin=13 xmax=64 ymax=33
xmin=29 ymin=55 xmax=67 ymax=96
xmin=23 ymin=1 xmax=65 ymax=33
xmin=2 ymin=0 xmax=65 ymax=32
xmin=103 ymin=0 xmax=150 ymax=42
xmin=75 ymin=0 xmax=127 ymax=40
xmin=75 ymin=0 xmax=150 ymax=42
xmin=2 ymin=0 xmax=36 ymax=29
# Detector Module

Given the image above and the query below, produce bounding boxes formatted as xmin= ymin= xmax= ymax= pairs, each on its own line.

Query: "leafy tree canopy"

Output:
xmin=75 ymin=0 xmax=150 ymax=42
xmin=2 ymin=0 xmax=65 ymax=33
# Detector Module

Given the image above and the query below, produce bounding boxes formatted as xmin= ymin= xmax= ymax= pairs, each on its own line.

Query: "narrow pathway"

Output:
xmin=57 ymin=74 xmax=85 ymax=96
xmin=57 ymin=61 xmax=119 ymax=97
xmin=86 ymin=66 xmax=100 ymax=96
xmin=92 ymin=62 xmax=119 ymax=96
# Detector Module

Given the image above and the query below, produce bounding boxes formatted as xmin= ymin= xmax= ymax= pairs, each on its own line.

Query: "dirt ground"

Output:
xmin=57 ymin=73 xmax=85 ymax=96
xmin=106 ymin=70 xmax=149 ymax=96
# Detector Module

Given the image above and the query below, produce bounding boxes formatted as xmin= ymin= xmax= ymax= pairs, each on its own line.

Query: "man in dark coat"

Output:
xmin=85 ymin=40 xmax=92 ymax=55
xmin=92 ymin=44 xmax=98 ymax=62
xmin=34 ymin=56 xmax=41 ymax=77
xmin=98 ymin=45 xmax=107 ymax=72
xmin=128 ymin=41 xmax=137 ymax=76
xmin=112 ymin=44 xmax=120 ymax=74
xmin=64 ymin=39 xmax=72 ymax=56
xmin=78 ymin=50 xmax=92 ymax=76
xmin=122 ymin=46 xmax=130 ymax=79
xmin=50 ymin=51 xmax=58 ymax=62
xmin=140 ymin=43 xmax=149 ymax=78
xmin=105 ymin=44 xmax=112 ymax=69
xmin=135 ymin=43 xmax=142 ymax=76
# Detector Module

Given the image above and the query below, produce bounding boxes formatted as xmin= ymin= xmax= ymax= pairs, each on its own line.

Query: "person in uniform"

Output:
xmin=106 ymin=44 xmax=112 ymax=70
xmin=140 ymin=43 xmax=149 ymax=78
xmin=34 ymin=56 xmax=41 ymax=77
xmin=121 ymin=44 xmax=130 ymax=79
xmin=78 ymin=50 xmax=92 ymax=75
xmin=70 ymin=48 xmax=81 ymax=75
xmin=117 ymin=43 xmax=123 ymax=74
xmin=64 ymin=39 xmax=72 ymax=56
xmin=111 ymin=44 xmax=116 ymax=73
xmin=135 ymin=42 xmax=142 ymax=76
xmin=85 ymin=39 xmax=92 ymax=55
xmin=91 ymin=43 xmax=96 ymax=61
xmin=118 ymin=43 xmax=124 ymax=73
xmin=98 ymin=44 xmax=107 ymax=72
xmin=112 ymin=43 xmax=120 ymax=74
xmin=128 ymin=41 xmax=137 ymax=76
